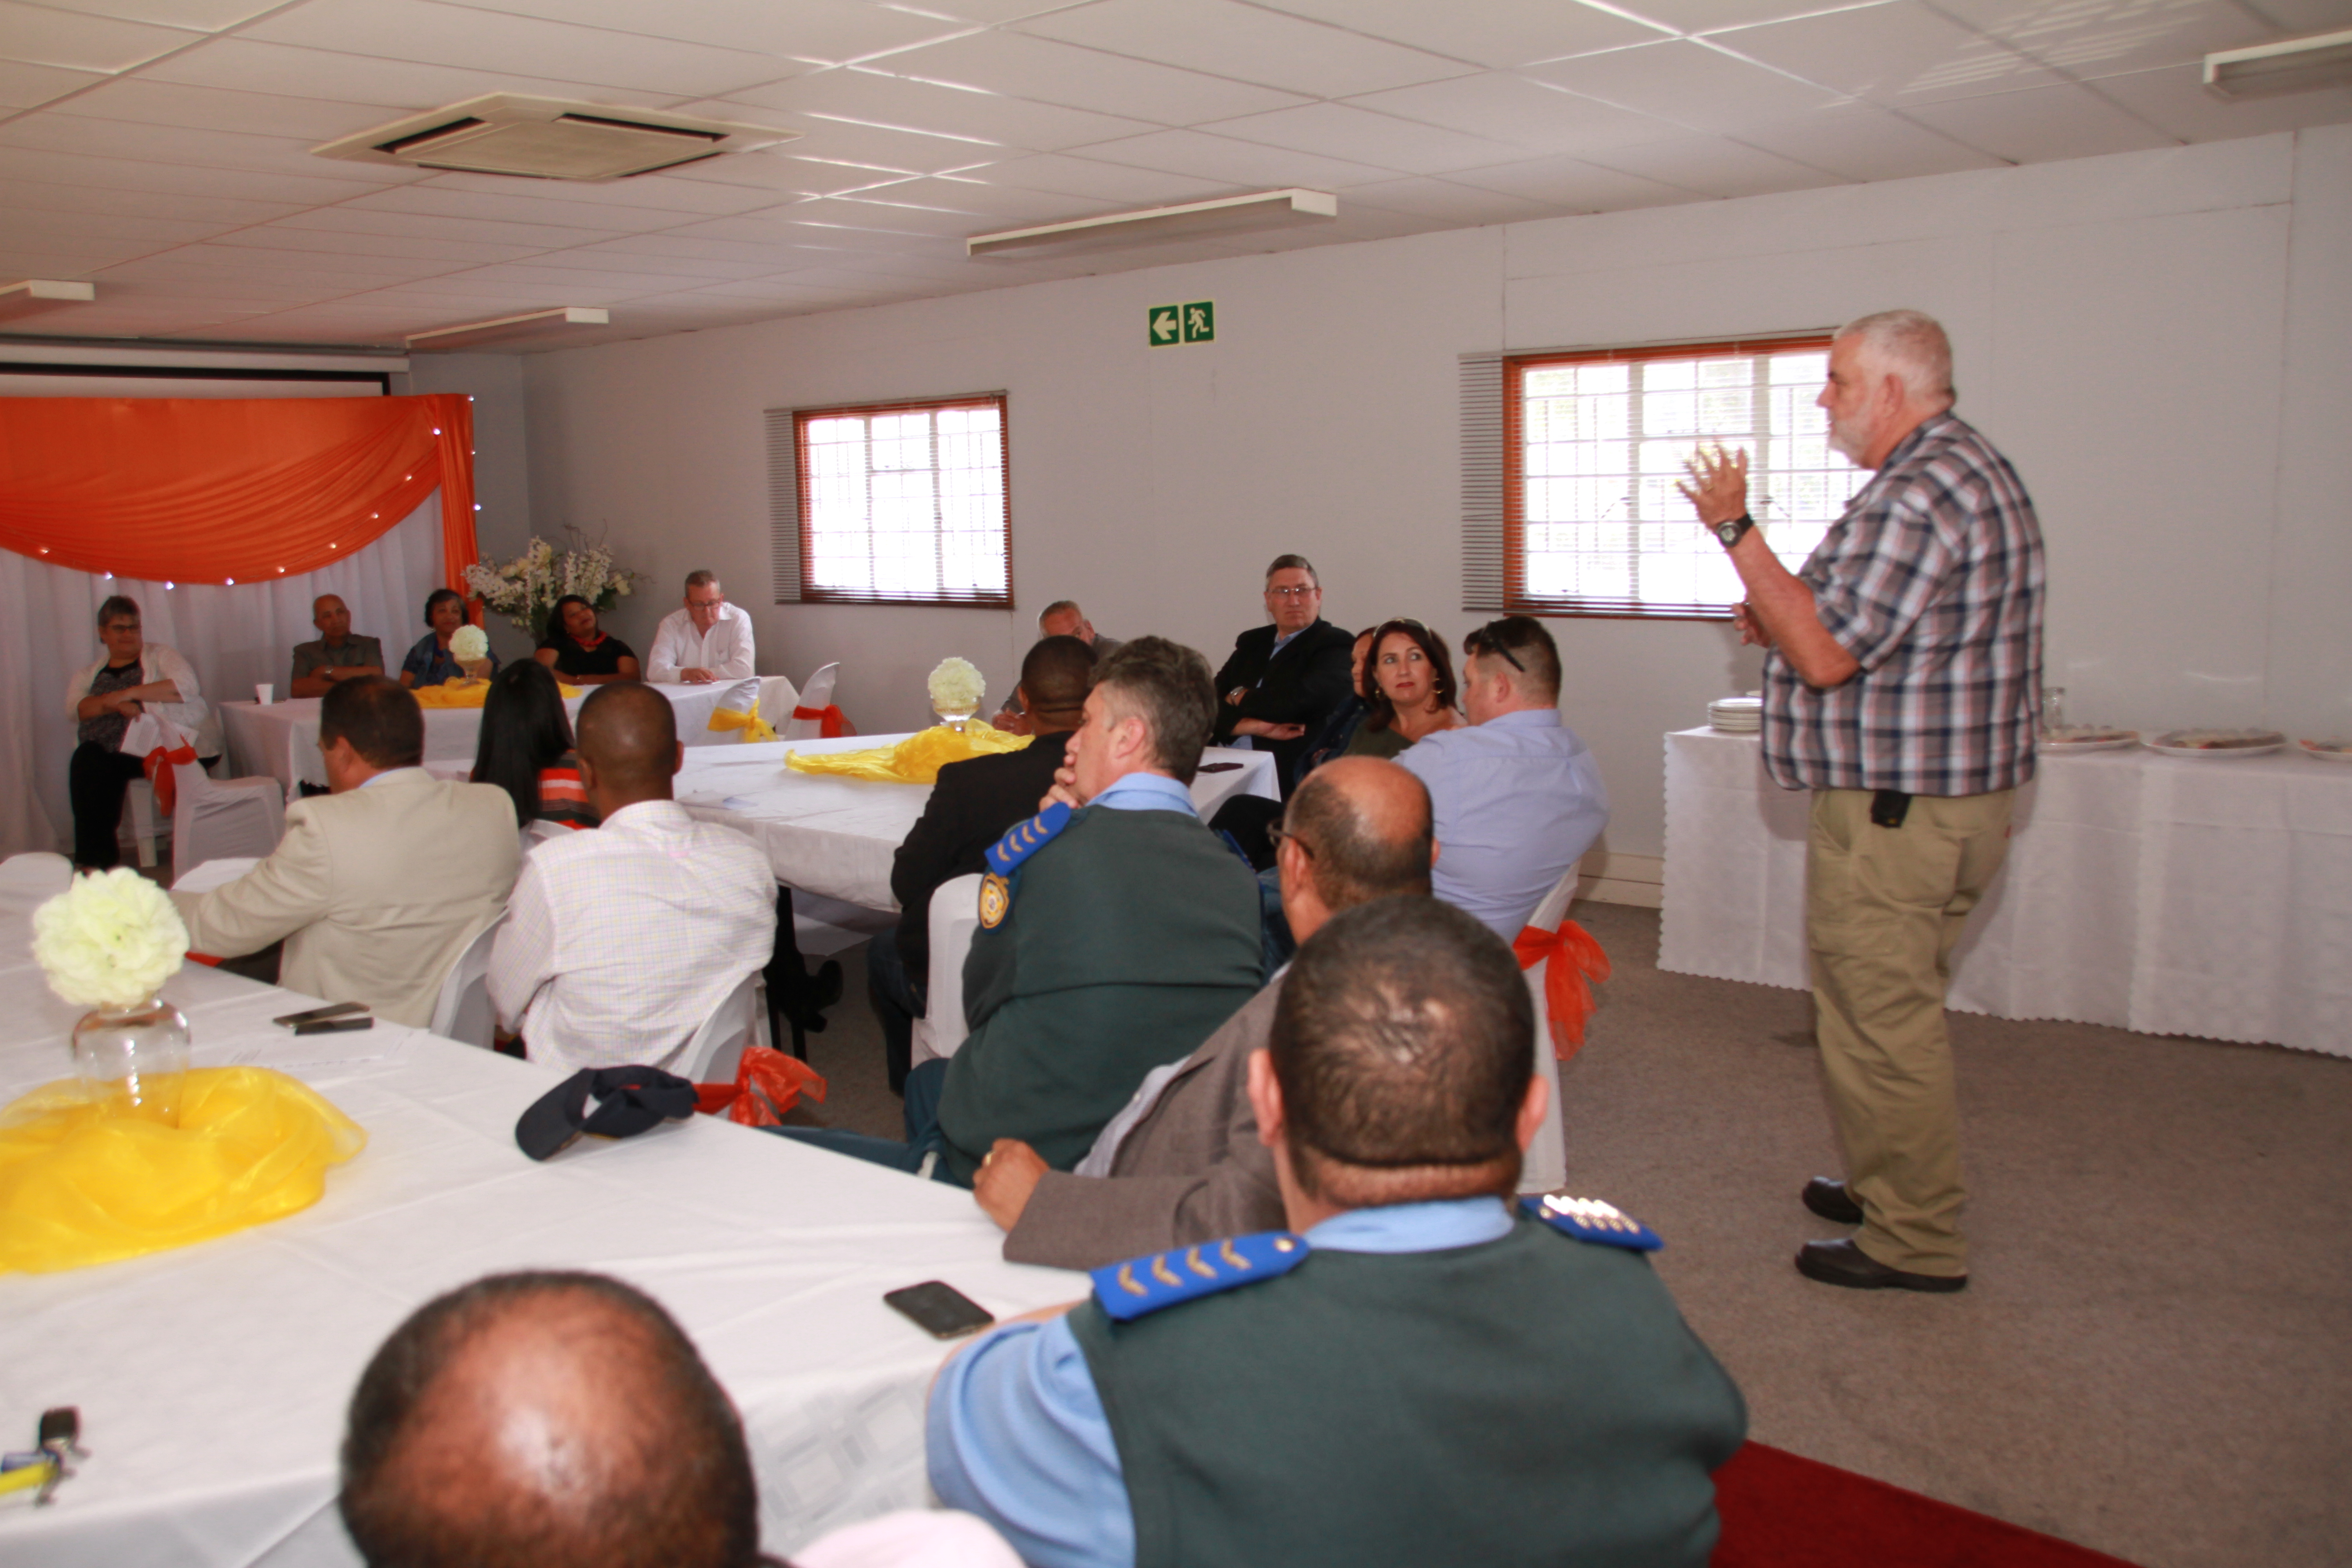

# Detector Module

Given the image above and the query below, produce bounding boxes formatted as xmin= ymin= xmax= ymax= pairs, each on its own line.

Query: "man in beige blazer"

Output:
xmin=973 ymin=756 xmax=1433 ymax=1269
xmin=174 ymin=676 xmax=520 ymax=1028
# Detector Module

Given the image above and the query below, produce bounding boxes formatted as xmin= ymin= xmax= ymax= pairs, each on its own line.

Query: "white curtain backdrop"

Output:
xmin=3 ymin=493 xmax=445 ymax=858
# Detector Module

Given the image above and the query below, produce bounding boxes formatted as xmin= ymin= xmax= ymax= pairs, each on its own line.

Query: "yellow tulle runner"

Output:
xmin=786 ymin=720 xmax=1032 ymax=785
xmin=413 ymin=678 xmax=583 ymax=708
xmin=708 ymin=699 xmax=777 ymax=743
xmin=0 ymin=1068 xmax=366 ymax=1274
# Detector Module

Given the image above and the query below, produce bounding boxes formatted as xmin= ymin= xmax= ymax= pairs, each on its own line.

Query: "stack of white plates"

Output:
xmin=1709 ymin=696 xmax=1762 ymax=733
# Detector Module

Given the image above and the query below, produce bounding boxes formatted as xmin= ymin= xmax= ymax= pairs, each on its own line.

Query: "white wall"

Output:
xmin=520 ymin=127 xmax=2352 ymax=862
xmin=401 ymin=353 xmax=538 ymax=665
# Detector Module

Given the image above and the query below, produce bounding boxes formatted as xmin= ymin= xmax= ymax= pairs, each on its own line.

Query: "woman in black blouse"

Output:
xmin=534 ymin=594 xmax=640 ymax=686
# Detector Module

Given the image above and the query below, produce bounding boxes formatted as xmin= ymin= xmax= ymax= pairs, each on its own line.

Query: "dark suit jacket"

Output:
xmin=889 ymin=732 xmax=1071 ymax=982
xmin=1210 ymin=619 xmax=1357 ymax=793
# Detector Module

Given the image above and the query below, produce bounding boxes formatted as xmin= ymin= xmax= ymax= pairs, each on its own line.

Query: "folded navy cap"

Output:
xmin=516 ymin=1066 xmax=699 ymax=1161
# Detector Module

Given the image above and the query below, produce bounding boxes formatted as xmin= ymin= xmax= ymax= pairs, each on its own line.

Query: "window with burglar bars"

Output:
xmin=778 ymin=393 xmax=1011 ymax=607
xmin=1503 ymin=337 xmax=1865 ymax=618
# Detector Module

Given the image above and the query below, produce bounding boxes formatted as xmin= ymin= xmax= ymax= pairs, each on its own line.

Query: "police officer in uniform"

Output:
xmin=928 ymin=897 xmax=1747 ymax=1568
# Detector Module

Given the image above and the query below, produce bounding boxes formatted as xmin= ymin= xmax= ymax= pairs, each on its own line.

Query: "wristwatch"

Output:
xmin=1711 ymin=513 xmax=1754 ymax=549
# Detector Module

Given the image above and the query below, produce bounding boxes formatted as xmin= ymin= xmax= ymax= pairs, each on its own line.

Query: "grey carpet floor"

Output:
xmin=788 ymin=905 xmax=2352 ymax=1568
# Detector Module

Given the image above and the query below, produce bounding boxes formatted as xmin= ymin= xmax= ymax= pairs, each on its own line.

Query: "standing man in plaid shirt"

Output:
xmin=1679 ymin=309 xmax=2044 ymax=1294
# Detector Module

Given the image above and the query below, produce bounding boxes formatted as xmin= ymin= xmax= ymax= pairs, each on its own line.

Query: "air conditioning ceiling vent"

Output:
xmin=314 ymin=95 xmax=798 ymax=181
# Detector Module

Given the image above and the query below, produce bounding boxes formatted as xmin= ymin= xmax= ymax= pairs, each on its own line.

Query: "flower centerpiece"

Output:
xmin=927 ymin=657 xmax=986 ymax=731
xmin=30 ymin=869 xmax=193 ymax=1123
xmin=463 ymin=530 xmax=639 ymax=642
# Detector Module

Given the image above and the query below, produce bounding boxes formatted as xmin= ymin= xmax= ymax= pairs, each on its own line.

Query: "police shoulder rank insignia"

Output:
xmin=985 ymin=801 xmax=1072 ymax=877
xmin=1090 ymin=1231 xmax=1308 ymax=1322
xmin=1522 ymin=1192 xmax=1663 ymax=1252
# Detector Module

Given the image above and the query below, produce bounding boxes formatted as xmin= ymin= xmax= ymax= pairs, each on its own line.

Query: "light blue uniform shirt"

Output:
xmin=1396 ymin=707 xmax=1608 ymax=942
xmin=927 ymin=1196 xmax=1517 ymax=1568
xmin=1085 ymin=771 xmax=1197 ymax=817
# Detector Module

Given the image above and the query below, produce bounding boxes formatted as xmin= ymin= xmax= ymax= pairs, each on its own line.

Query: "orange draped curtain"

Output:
xmin=0 ymin=393 xmax=478 ymax=604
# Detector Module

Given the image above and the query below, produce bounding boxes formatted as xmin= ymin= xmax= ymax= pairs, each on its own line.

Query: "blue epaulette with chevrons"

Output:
xmin=1090 ymin=1230 xmax=1308 ymax=1322
xmin=1520 ymin=1192 xmax=1664 ymax=1252
xmin=985 ymin=801 xmax=1072 ymax=876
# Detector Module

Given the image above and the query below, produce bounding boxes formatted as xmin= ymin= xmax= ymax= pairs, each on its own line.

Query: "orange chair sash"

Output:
xmin=1513 ymin=917 xmax=1612 ymax=1061
xmin=792 ymin=704 xmax=847 ymax=739
xmin=694 ymin=1046 xmax=828 ymax=1128
xmin=138 ymin=740 xmax=198 ymax=817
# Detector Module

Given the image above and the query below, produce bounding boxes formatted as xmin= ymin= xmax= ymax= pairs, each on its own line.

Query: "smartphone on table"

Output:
xmin=884 ymin=1281 xmax=995 ymax=1340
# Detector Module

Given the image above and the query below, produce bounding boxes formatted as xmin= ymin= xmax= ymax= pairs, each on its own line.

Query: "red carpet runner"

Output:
xmin=1713 ymin=1443 xmax=2143 ymax=1568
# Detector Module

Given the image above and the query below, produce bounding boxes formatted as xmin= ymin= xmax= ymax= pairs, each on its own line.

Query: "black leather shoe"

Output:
xmin=1795 ymin=1239 xmax=1967 ymax=1293
xmin=1802 ymin=1177 xmax=1863 ymax=1225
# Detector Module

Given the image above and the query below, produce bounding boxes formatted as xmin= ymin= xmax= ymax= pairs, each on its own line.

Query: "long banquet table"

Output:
xmin=1658 ymin=728 xmax=2352 ymax=1057
xmin=0 ymin=879 xmax=1085 ymax=1565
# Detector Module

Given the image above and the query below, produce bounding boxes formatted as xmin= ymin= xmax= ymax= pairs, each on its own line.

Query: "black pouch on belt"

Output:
xmin=1870 ymin=789 xmax=1912 ymax=829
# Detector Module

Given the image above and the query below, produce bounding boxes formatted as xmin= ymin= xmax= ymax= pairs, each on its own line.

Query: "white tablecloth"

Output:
xmin=221 ymin=679 xmax=799 ymax=796
xmin=0 ymin=883 xmax=1082 ymax=1566
xmin=1658 ymin=729 xmax=2352 ymax=1057
xmin=677 ymin=735 xmax=1281 ymax=911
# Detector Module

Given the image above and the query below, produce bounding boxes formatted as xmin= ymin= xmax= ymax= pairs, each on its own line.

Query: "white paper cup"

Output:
xmin=255 ymin=684 xmax=274 ymax=705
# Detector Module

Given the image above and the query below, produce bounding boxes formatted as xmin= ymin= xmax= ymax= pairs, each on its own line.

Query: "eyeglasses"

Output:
xmin=1265 ymin=585 xmax=1318 ymax=600
xmin=1466 ymin=618 xmax=1525 ymax=671
xmin=1266 ymin=823 xmax=1315 ymax=860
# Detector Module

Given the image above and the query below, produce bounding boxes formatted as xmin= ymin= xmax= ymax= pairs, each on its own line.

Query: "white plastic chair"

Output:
xmin=0 ymin=853 xmax=73 ymax=899
xmin=430 ymin=914 xmax=507 ymax=1049
xmin=781 ymin=662 xmax=840 ymax=740
xmin=674 ymin=970 xmax=769 ymax=1083
xmin=119 ymin=779 xmax=165 ymax=868
xmin=910 ymin=873 xmax=985 ymax=1068
xmin=1515 ymin=863 xmax=1587 ymax=1196
xmin=122 ymin=714 xmax=284 ymax=881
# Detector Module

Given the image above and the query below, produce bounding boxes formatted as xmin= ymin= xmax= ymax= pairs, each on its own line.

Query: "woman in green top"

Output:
xmin=1347 ymin=617 xmax=1465 ymax=759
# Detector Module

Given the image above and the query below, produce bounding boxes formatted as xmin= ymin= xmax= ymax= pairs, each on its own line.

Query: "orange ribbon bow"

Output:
xmin=1513 ymin=917 xmax=1612 ymax=1061
xmin=139 ymin=740 xmax=198 ymax=817
xmin=695 ymin=1045 xmax=828 ymax=1128
xmin=791 ymin=703 xmax=848 ymax=739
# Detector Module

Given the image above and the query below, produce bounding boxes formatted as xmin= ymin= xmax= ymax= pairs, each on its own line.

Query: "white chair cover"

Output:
xmin=910 ymin=873 xmax=985 ymax=1068
xmin=782 ymin=662 xmax=840 ymax=740
xmin=0 ymin=852 xmax=72 ymax=899
xmin=675 ymin=970 xmax=768 ymax=1083
xmin=1515 ymin=862 xmax=1585 ymax=1196
xmin=430 ymin=914 xmax=506 ymax=1049
xmin=122 ymin=714 xmax=285 ymax=880
xmin=120 ymin=779 xmax=164 ymax=868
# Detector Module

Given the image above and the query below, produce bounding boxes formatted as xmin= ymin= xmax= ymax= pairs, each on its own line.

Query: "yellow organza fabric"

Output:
xmin=708 ymin=701 xmax=778 ymax=743
xmin=0 ymin=1068 xmax=366 ymax=1274
xmin=413 ymin=678 xmax=583 ymax=708
xmin=786 ymin=720 xmax=1032 ymax=785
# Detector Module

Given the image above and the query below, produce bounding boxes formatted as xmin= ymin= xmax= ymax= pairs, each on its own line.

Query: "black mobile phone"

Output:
xmin=293 ymin=1016 xmax=373 ymax=1037
xmin=1196 ymin=761 xmax=1243 ymax=773
xmin=883 ymin=1280 xmax=996 ymax=1340
xmin=273 ymin=1001 xmax=368 ymax=1029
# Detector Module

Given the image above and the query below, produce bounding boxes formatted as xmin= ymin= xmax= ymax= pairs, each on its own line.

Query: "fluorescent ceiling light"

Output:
xmin=316 ymin=95 xmax=797 ymax=181
xmin=0 ymin=279 xmax=95 ymax=323
xmin=968 ymin=189 xmax=1338 ymax=259
xmin=406 ymin=307 xmax=609 ymax=353
xmin=2205 ymin=27 xmax=2352 ymax=98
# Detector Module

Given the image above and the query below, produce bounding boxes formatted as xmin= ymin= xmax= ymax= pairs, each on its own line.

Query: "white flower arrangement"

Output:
xmin=31 ymin=868 xmax=190 ymax=1009
xmin=448 ymin=624 xmax=490 ymax=663
xmin=928 ymin=657 xmax=986 ymax=715
xmin=462 ymin=529 xmax=639 ymax=641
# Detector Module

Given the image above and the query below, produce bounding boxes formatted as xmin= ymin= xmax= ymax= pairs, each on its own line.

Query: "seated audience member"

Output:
xmin=1347 ymin=616 xmax=1464 ymax=760
xmin=399 ymin=588 xmax=498 ymax=689
xmin=873 ymin=635 xmax=1095 ymax=1095
xmin=1207 ymin=624 xmax=1375 ymax=870
xmin=647 ymin=570 xmax=755 ymax=685
xmin=489 ymin=682 xmax=773 ymax=1074
xmin=289 ymin=593 xmax=385 ymax=697
xmin=65 ymin=594 xmax=214 ymax=869
xmin=536 ymin=594 xmax=641 ymax=686
xmin=992 ymin=601 xmax=1118 ymax=731
xmin=930 ymin=897 xmax=1747 ymax=1568
xmin=975 ymin=756 xmax=1433 ymax=1269
xmin=1397 ymin=616 xmax=1608 ymax=941
xmin=340 ymin=1270 xmax=1020 ymax=1568
xmin=1296 ymin=624 xmax=1377 ymax=777
xmin=470 ymin=659 xmax=594 ymax=833
xmin=172 ymin=677 xmax=518 ymax=1026
xmin=1209 ymin=554 xmax=1356 ymax=794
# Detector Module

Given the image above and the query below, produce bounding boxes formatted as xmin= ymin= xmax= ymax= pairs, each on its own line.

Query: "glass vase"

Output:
xmin=70 ymin=994 xmax=191 ymax=1126
xmin=934 ymin=704 xmax=977 ymax=734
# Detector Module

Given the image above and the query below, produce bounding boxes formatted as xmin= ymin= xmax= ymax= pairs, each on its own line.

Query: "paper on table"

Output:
xmin=172 ymin=858 xmax=260 ymax=893
xmin=205 ymin=1025 xmax=413 ymax=1073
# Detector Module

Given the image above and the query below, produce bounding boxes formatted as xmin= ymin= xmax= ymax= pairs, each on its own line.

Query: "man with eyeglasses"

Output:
xmin=1209 ymin=554 xmax=1356 ymax=795
xmin=1395 ymin=615 xmax=1607 ymax=944
xmin=646 ymin=570 xmax=755 ymax=685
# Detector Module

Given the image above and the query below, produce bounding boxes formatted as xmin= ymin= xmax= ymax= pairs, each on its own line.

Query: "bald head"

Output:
xmin=574 ymin=681 xmax=680 ymax=812
xmin=1280 ymin=757 xmax=1432 ymax=931
xmin=340 ymin=1272 xmax=760 ymax=1568
xmin=314 ymin=594 xmax=353 ymax=641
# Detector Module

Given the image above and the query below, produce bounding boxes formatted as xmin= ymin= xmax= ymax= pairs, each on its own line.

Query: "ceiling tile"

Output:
xmin=6 ymin=206 xmax=227 ymax=243
xmin=29 ymin=0 xmax=282 ymax=28
xmin=1442 ymin=151 xmax=1697 ymax=210
xmin=272 ymin=204 xmax=634 ymax=250
xmin=0 ymin=113 xmax=424 ymax=185
xmin=569 ymin=231 xmax=820 ymax=269
xmin=2235 ymin=0 xmax=2352 ymax=27
xmin=1068 ymin=127 xmax=1405 ymax=187
xmin=414 ymin=167 xmax=787 ymax=216
xmin=376 ymin=274 xmax=633 ymax=303
xmin=945 ymin=149 xmax=1233 ymax=204
xmin=862 ymin=29 xmax=1309 ymax=124
xmin=1250 ymin=0 xmax=1665 ymax=69
xmin=338 ymin=184 xmax=709 ymax=235
xmin=0 ymin=143 xmax=383 ymax=202
xmin=0 ymin=0 xmax=199 ymax=73
xmin=520 ymin=241 xmax=780 ymax=279
xmin=2087 ymin=60 xmax=2352 ymax=140
xmin=435 ymin=260 xmax=707 ymax=294
xmin=1715 ymin=1 xmax=2066 ymax=103
xmin=427 ymin=0 xmax=970 ymax=67
xmin=1737 ymin=99 xmax=2005 ymax=178
xmin=861 ymin=173 xmax=1118 ymax=221
xmin=1520 ymin=39 xmax=1843 ymax=133
xmin=1603 ymin=0 xmax=1892 ymax=33
xmin=1016 ymin=0 xmax=1477 ymax=99
xmin=666 ymin=98 xmax=1010 ymax=174
xmin=1901 ymin=80 xmax=2179 ymax=160
xmin=0 ymin=59 xmax=108 ymax=110
xmin=1928 ymin=0 xmax=2275 ymax=81
xmin=212 ymin=224 xmax=549 ymax=264
xmin=1199 ymin=100 xmax=1534 ymax=175
xmin=1342 ymin=174 xmax=1575 ymax=224
xmin=98 ymin=247 xmax=451 ymax=289
xmin=43 ymin=77 xmax=415 ymax=140
xmin=1340 ymin=73 xmax=1685 ymax=155
xmin=772 ymin=194 xmax=986 ymax=238
xmin=722 ymin=65 xmax=1159 ymax=151
xmin=1583 ymin=132 xmax=1848 ymax=196
xmin=138 ymin=38 xmax=657 ymax=108
xmin=238 ymin=0 xmax=793 ymax=100
xmin=0 ymin=171 xmax=306 ymax=223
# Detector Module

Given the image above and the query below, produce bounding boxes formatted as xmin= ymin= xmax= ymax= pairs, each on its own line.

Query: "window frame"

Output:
xmin=786 ymin=391 xmax=1013 ymax=610
xmin=1501 ymin=333 xmax=1840 ymax=622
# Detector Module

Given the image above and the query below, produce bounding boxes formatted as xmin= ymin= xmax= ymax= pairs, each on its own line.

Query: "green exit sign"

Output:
xmin=1148 ymin=300 xmax=1215 ymax=347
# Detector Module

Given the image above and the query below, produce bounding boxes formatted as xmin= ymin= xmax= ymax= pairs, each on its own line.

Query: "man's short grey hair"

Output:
xmin=1838 ymin=309 xmax=1955 ymax=409
xmin=1264 ymin=554 xmax=1319 ymax=589
xmin=1093 ymin=636 xmax=1217 ymax=785
xmin=684 ymin=569 xmax=719 ymax=591
xmin=1038 ymin=599 xmax=1082 ymax=626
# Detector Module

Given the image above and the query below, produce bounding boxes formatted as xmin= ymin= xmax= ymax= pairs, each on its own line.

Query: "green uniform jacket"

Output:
xmin=936 ymin=805 xmax=1262 ymax=1184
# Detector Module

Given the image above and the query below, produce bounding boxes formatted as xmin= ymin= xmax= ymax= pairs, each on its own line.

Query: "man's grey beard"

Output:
xmin=1827 ymin=416 xmax=1870 ymax=465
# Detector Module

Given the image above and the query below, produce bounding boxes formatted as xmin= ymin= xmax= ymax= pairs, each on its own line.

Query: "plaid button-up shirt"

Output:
xmin=1761 ymin=412 xmax=2045 ymax=797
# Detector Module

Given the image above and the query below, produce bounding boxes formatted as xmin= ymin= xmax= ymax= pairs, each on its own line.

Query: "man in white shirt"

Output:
xmin=645 ymin=570 xmax=755 ymax=685
xmin=489 ymin=681 xmax=775 ymax=1074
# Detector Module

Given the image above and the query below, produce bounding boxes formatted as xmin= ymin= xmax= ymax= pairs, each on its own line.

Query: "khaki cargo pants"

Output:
xmin=1807 ymin=786 xmax=2014 ymax=1277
